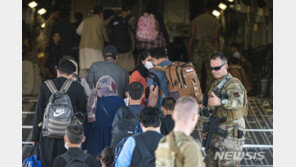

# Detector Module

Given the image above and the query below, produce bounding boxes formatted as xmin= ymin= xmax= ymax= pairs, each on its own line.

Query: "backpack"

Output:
xmin=111 ymin=106 xmax=138 ymax=147
xmin=22 ymin=144 xmax=41 ymax=167
xmin=112 ymin=122 xmax=142 ymax=167
xmin=61 ymin=152 xmax=90 ymax=167
xmin=42 ymin=79 xmax=75 ymax=138
xmin=108 ymin=17 xmax=132 ymax=53
xmin=228 ymin=64 xmax=252 ymax=92
xmin=134 ymin=134 xmax=156 ymax=167
xmin=136 ymin=13 xmax=159 ymax=42
xmin=150 ymin=61 xmax=203 ymax=103
xmin=155 ymin=132 xmax=184 ymax=167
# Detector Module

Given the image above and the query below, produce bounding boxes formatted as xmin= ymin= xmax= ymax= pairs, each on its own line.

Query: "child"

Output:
xmin=160 ymin=97 xmax=176 ymax=135
xmin=97 ymin=147 xmax=114 ymax=167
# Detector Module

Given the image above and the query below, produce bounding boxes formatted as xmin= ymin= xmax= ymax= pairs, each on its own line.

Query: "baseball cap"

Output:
xmin=103 ymin=45 xmax=118 ymax=59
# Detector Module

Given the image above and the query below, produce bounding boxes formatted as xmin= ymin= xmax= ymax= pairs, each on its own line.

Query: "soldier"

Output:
xmin=188 ymin=3 xmax=220 ymax=92
xmin=204 ymin=52 xmax=247 ymax=167
xmin=155 ymin=97 xmax=206 ymax=167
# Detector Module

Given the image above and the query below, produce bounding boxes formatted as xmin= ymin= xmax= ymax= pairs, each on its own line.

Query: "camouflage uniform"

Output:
xmin=205 ymin=73 xmax=247 ymax=167
xmin=155 ymin=131 xmax=206 ymax=167
xmin=191 ymin=13 xmax=219 ymax=92
xmin=192 ymin=41 xmax=216 ymax=93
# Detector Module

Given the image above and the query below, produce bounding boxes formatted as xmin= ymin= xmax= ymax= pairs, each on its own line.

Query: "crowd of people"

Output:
xmin=32 ymin=2 xmax=249 ymax=167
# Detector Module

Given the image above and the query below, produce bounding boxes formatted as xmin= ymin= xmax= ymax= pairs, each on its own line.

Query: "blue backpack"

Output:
xmin=112 ymin=122 xmax=142 ymax=167
xmin=22 ymin=144 xmax=42 ymax=167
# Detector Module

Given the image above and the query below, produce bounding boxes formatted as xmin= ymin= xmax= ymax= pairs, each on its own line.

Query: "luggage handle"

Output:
xmin=29 ymin=144 xmax=40 ymax=157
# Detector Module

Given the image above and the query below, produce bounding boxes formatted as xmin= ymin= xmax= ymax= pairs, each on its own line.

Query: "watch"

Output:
xmin=221 ymin=99 xmax=226 ymax=105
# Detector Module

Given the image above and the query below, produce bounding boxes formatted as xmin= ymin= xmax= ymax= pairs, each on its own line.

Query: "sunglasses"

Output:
xmin=210 ymin=63 xmax=226 ymax=71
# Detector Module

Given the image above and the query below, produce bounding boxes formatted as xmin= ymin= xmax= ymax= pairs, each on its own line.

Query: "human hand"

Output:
xmin=150 ymin=85 xmax=159 ymax=96
xmin=202 ymin=132 xmax=208 ymax=140
xmin=208 ymin=92 xmax=221 ymax=106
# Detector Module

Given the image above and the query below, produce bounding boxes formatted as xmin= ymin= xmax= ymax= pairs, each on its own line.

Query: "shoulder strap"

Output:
xmin=61 ymin=152 xmax=73 ymax=164
xmin=167 ymin=132 xmax=184 ymax=163
xmin=120 ymin=106 xmax=134 ymax=117
xmin=148 ymin=71 xmax=166 ymax=98
xmin=151 ymin=65 xmax=167 ymax=72
xmin=77 ymin=153 xmax=90 ymax=161
xmin=135 ymin=134 xmax=153 ymax=158
xmin=45 ymin=80 xmax=58 ymax=94
xmin=98 ymin=97 xmax=112 ymax=121
xmin=61 ymin=152 xmax=90 ymax=164
xmin=60 ymin=79 xmax=73 ymax=93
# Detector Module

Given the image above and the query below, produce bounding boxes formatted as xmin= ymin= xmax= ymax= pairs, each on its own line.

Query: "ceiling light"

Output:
xmin=41 ymin=23 xmax=45 ymax=28
xmin=28 ymin=1 xmax=38 ymax=9
xmin=219 ymin=3 xmax=227 ymax=10
xmin=212 ymin=10 xmax=221 ymax=17
xmin=38 ymin=8 xmax=47 ymax=15
xmin=228 ymin=0 xmax=234 ymax=2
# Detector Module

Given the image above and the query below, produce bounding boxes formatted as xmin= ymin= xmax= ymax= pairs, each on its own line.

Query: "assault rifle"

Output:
xmin=202 ymin=92 xmax=228 ymax=150
xmin=200 ymin=94 xmax=210 ymax=117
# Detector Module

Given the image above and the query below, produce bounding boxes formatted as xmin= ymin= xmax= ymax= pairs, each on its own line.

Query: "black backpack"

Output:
xmin=111 ymin=106 xmax=138 ymax=147
xmin=107 ymin=16 xmax=132 ymax=53
xmin=134 ymin=134 xmax=156 ymax=167
xmin=61 ymin=152 xmax=90 ymax=167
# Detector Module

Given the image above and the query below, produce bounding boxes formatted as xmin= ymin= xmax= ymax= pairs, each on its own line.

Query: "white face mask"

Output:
xmin=64 ymin=142 xmax=69 ymax=150
xmin=145 ymin=61 xmax=154 ymax=69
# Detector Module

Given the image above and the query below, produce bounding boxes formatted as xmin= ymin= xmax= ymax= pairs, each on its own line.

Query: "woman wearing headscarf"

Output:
xmin=82 ymin=76 xmax=125 ymax=157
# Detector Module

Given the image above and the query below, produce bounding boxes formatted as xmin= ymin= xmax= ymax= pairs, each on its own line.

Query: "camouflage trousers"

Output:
xmin=205 ymin=131 xmax=245 ymax=167
xmin=191 ymin=41 xmax=216 ymax=92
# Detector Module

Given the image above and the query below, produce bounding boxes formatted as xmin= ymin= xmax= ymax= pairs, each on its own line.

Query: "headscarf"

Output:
xmin=87 ymin=76 xmax=118 ymax=122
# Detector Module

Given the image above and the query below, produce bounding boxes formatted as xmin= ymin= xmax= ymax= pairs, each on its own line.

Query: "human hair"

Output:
xmin=174 ymin=96 xmax=198 ymax=122
xmin=145 ymin=1 xmax=159 ymax=14
xmin=122 ymin=4 xmax=132 ymax=12
xmin=162 ymin=97 xmax=176 ymax=111
xmin=149 ymin=48 xmax=166 ymax=59
xmin=97 ymin=147 xmax=114 ymax=167
xmin=211 ymin=52 xmax=228 ymax=64
xmin=128 ymin=82 xmax=144 ymax=100
xmin=230 ymin=42 xmax=240 ymax=50
xmin=74 ymin=12 xmax=83 ymax=21
xmin=139 ymin=107 xmax=162 ymax=128
xmin=139 ymin=50 xmax=150 ymax=61
xmin=103 ymin=9 xmax=114 ymax=20
xmin=93 ymin=5 xmax=103 ymax=15
xmin=58 ymin=57 xmax=76 ymax=75
xmin=66 ymin=124 xmax=84 ymax=144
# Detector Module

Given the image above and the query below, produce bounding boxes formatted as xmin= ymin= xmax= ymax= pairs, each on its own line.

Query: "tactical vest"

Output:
xmin=209 ymin=75 xmax=248 ymax=123
xmin=155 ymin=132 xmax=184 ymax=167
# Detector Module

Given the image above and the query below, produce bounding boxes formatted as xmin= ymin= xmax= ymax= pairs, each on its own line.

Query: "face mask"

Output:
xmin=145 ymin=61 xmax=154 ymax=69
xmin=124 ymin=97 xmax=129 ymax=106
xmin=64 ymin=142 xmax=69 ymax=150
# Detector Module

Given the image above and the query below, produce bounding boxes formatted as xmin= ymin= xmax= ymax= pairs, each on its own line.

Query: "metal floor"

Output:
xmin=22 ymin=96 xmax=273 ymax=166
